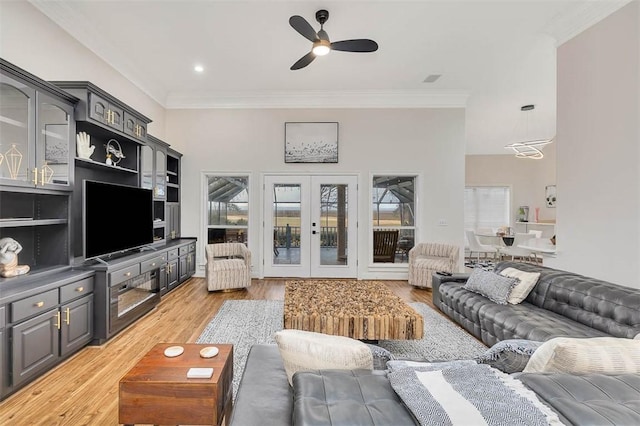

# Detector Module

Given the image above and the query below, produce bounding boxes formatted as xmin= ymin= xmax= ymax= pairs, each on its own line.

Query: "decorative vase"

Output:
xmin=535 ymin=207 xmax=540 ymax=223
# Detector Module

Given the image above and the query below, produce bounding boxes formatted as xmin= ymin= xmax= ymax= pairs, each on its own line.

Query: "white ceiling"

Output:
xmin=29 ymin=0 xmax=630 ymax=154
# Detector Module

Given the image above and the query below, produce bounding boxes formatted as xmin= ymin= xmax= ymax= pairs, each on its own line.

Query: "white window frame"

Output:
xmin=201 ymin=172 xmax=252 ymax=248
xmin=369 ymin=173 xmax=419 ymax=267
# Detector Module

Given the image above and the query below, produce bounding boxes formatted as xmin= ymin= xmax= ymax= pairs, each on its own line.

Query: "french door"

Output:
xmin=263 ymin=175 xmax=358 ymax=278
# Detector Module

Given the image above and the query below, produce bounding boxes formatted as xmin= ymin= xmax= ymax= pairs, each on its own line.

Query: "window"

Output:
xmin=464 ymin=186 xmax=511 ymax=232
xmin=371 ymin=175 xmax=416 ymax=264
xmin=206 ymin=175 xmax=249 ymax=244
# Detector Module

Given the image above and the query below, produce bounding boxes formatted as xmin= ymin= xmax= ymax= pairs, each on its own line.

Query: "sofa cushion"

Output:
xmin=524 ymin=337 xmax=640 ymax=374
xmin=518 ymin=373 xmax=640 ymax=426
xmin=463 ymin=267 xmax=519 ymax=305
xmin=292 ymin=369 xmax=418 ymax=426
xmin=474 ymin=339 xmax=543 ymax=374
xmin=274 ymin=329 xmax=373 ymax=385
xmin=499 ymin=267 xmax=540 ymax=304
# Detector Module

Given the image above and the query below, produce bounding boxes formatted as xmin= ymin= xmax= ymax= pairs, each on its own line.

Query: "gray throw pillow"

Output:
xmin=463 ymin=267 xmax=519 ymax=304
xmin=475 ymin=339 xmax=543 ymax=374
xmin=364 ymin=343 xmax=396 ymax=370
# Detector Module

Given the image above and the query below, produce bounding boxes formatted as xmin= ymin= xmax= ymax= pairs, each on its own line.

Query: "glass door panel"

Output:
xmin=38 ymin=95 xmax=71 ymax=187
xmin=317 ymin=184 xmax=348 ymax=266
xmin=0 ymin=79 xmax=34 ymax=185
xmin=272 ymin=183 xmax=302 ymax=265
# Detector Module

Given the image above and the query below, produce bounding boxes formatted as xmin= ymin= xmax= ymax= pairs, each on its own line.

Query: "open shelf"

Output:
xmin=75 ymin=157 xmax=138 ymax=174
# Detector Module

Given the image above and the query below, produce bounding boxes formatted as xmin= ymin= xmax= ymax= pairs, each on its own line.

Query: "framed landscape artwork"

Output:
xmin=285 ymin=122 xmax=338 ymax=163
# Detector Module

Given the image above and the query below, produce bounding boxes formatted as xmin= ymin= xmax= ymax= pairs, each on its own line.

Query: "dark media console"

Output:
xmin=84 ymin=238 xmax=196 ymax=345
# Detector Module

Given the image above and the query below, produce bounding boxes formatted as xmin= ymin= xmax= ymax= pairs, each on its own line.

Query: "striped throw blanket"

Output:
xmin=388 ymin=361 xmax=564 ymax=426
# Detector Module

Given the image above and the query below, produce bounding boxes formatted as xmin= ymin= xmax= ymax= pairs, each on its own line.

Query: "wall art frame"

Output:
xmin=284 ymin=122 xmax=338 ymax=163
xmin=545 ymin=184 xmax=557 ymax=208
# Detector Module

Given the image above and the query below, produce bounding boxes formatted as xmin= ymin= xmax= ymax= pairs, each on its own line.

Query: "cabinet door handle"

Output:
xmin=32 ymin=168 xmax=39 ymax=185
xmin=40 ymin=168 xmax=45 ymax=186
xmin=65 ymin=308 xmax=70 ymax=325
xmin=76 ymin=286 xmax=84 ymax=292
xmin=35 ymin=301 xmax=44 ymax=308
xmin=107 ymin=109 xmax=112 ymax=124
xmin=55 ymin=311 xmax=61 ymax=330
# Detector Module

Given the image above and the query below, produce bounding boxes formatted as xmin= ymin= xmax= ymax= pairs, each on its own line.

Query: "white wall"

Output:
xmin=466 ymin=143 xmax=556 ymax=236
xmin=550 ymin=0 xmax=639 ymax=288
xmin=0 ymin=1 xmax=167 ymax=139
xmin=165 ymin=108 xmax=466 ymax=278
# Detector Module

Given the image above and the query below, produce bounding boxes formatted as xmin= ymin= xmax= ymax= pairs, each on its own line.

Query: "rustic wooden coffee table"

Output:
xmin=119 ymin=343 xmax=233 ymax=426
xmin=284 ymin=280 xmax=423 ymax=340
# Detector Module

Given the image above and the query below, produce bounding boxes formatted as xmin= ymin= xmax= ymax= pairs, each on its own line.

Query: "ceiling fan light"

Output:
xmin=312 ymin=40 xmax=331 ymax=56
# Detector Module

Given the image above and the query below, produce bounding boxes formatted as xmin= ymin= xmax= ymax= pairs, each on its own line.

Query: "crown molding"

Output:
xmin=164 ymin=89 xmax=469 ymax=109
xmin=542 ymin=0 xmax=633 ymax=46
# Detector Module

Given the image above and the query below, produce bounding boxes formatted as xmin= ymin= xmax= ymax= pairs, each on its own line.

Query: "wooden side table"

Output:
xmin=119 ymin=343 xmax=233 ymax=426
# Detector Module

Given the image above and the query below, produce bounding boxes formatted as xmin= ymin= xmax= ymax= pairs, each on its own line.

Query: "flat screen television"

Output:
xmin=83 ymin=180 xmax=154 ymax=260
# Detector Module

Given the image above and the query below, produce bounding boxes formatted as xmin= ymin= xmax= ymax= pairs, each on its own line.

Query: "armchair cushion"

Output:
xmin=408 ymin=242 xmax=459 ymax=289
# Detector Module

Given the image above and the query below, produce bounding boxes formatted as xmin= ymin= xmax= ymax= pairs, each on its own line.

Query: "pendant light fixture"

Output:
xmin=504 ymin=104 xmax=553 ymax=159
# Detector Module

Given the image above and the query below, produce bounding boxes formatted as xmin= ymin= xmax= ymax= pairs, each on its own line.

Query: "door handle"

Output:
xmin=312 ymin=230 xmax=317 ymax=235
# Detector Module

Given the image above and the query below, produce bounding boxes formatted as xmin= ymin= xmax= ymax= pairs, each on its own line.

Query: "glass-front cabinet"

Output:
xmin=0 ymin=68 xmax=75 ymax=190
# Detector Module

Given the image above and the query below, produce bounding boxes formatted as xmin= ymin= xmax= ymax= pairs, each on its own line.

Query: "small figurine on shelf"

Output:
xmin=105 ymin=139 xmax=124 ymax=166
xmin=0 ymin=237 xmax=30 ymax=278
xmin=76 ymin=132 xmax=95 ymax=159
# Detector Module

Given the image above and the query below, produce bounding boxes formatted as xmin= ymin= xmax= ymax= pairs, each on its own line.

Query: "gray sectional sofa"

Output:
xmin=229 ymin=262 xmax=640 ymax=425
xmin=432 ymin=261 xmax=640 ymax=346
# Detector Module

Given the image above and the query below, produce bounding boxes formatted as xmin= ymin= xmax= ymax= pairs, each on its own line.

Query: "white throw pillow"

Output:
xmin=523 ymin=337 xmax=640 ymax=374
xmin=274 ymin=329 xmax=373 ymax=386
xmin=499 ymin=267 xmax=541 ymax=304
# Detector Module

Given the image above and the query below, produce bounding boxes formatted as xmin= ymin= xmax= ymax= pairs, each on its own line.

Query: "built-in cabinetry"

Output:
xmin=166 ymin=148 xmax=182 ymax=240
xmin=142 ymin=135 xmax=169 ymax=243
xmin=49 ymin=81 xmax=150 ymax=145
xmin=0 ymin=271 xmax=95 ymax=399
xmin=0 ymin=60 xmax=194 ymax=402
xmin=0 ymin=59 xmax=79 ymax=283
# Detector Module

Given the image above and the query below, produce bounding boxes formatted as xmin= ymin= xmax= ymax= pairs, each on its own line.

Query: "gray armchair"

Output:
xmin=408 ymin=242 xmax=459 ymax=289
xmin=205 ymin=243 xmax=251 ymax=292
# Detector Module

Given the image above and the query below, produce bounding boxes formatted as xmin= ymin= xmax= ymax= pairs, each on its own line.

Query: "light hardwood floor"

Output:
xmin=0 ymin=277 xmax=436 ymax=425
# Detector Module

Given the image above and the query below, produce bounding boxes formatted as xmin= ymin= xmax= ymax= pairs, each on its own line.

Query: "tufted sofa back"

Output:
xmin=494 ymin=261 xmax=640 ymax=339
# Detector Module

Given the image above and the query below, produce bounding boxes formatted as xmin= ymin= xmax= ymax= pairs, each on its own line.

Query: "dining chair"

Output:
xmin=465 ymin=230 xmax=499 ymax=262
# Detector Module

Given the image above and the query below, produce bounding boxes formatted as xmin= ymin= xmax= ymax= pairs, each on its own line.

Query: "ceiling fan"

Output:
xmin=289 ymin=9 xmax=378 ymax=70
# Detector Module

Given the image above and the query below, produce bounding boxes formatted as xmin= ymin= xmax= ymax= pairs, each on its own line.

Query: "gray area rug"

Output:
xmin=197 ymin=300 xmax=487 ymax=399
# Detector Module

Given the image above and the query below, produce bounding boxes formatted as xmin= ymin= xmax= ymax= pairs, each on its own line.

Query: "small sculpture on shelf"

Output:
xmin=105 ymin=139 xmax=125 ymax=166
xmin=0 ymin=237 xmax=30 ymax=278
xmin=76 ymin=132 xmax=95 ymax=159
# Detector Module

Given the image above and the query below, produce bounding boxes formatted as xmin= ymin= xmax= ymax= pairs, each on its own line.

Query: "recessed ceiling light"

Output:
xmin=423 ymin=74 xmax=442 ymax=83
xmin=194 ymin=64 xmax=204 ymax=73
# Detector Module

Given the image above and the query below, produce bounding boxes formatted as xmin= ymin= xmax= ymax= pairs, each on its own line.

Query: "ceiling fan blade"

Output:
xmin=330 ymin=39 xmax=378 ymax=53
xmin=290 ymin=52 xmax=316 ymax=70
xmin=289 ymin=15 xmax=318 ymax=42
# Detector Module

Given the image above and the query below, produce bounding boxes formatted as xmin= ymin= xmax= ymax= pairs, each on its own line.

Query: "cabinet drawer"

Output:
xmin=167 ymin=248 xmax=179 ymax=260
xmin=0 ymin=305 xmax=5 ymax=328
xmin=188 ymin=242 xmax=196 ymax=253
xmin=11 ymin=289 xmax=59 ymax=323
xmin=141 ymin=255 xmax=166 ymax=274
xmin=110 ymin=264 xmax=141 ymax=287
xmin=60 ymin=277 xmax=94 ymax=304
xmin=179 ymin=245 xmax=191 ymax=256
